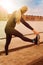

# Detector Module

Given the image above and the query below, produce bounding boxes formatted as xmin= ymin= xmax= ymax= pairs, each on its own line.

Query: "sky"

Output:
xmin=0 ymin=0 xmax=43 ymax=16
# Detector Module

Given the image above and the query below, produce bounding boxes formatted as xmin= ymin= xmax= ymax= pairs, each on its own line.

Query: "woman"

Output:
xmin=5 ymin=6 xmax=40 ymax=55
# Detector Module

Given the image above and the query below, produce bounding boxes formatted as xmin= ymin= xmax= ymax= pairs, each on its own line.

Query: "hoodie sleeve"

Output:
xmin=20 ymin=17 xmax=34 ymax=30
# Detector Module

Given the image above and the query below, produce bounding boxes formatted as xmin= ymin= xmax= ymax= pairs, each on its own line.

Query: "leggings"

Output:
xmin=5 ymin=29 xmax=33 ymax=55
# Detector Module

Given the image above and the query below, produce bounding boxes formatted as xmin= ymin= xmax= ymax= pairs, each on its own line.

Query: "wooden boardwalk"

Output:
xmin=0 ymin=33 xmax=43 ymax=65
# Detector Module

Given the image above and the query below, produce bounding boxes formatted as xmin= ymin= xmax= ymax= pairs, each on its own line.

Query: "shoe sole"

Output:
xmin=36 ymin=35 xmax=40 ymax=45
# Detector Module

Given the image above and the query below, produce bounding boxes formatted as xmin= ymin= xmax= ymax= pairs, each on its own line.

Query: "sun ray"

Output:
xmin=0 ymin=0 xmax=15 ymax=13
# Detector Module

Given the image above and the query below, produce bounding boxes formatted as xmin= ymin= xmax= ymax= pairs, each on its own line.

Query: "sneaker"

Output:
xmin=35 ymin=34 xmax=40 ymax=45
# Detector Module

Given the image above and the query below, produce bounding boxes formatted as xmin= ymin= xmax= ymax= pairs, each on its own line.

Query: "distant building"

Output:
xmin=23 ymin=15 xmax=43 ymax=21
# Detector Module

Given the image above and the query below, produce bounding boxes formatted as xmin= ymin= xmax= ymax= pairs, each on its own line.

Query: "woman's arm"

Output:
xmin=20 ymin=17 xmax=33 ymax=30
xmin=20 ymin=17 xmax=39 ymax=35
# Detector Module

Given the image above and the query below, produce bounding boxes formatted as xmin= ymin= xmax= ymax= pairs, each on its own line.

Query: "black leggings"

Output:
xmin=5 ymin=29 xmax=33 ymax=54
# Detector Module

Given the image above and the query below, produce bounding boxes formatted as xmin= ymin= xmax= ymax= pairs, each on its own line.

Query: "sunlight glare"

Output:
xmin=0 ymin=0 xmax=15 ymax=13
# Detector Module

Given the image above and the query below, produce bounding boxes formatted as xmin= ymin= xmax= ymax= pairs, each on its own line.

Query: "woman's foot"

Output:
xmin=35 ymin=34 xmax=40 ymax=45
xmin=33 ymin=34 xmax=40 ymax=45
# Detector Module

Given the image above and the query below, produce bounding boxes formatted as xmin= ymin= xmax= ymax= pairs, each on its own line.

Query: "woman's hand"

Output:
xmin=33 ymin=29 xmax=39 ymax=35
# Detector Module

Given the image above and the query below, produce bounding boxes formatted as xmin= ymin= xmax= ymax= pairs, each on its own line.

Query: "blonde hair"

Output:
xmin=20 ymin=6 xmax=28 ymax=14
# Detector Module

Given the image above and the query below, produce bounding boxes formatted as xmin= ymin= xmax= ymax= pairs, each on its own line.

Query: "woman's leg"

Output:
xmin=5 ymin=34 xmax=12 ymax=55
xmin=12 ymin=29 xmax=33 ymax=42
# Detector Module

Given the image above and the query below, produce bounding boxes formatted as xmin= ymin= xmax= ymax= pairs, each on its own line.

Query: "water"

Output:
xmin=0 ymin=21 xmax=43 ymax=39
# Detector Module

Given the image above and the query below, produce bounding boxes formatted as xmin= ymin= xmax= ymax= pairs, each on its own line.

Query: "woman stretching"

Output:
xmin=5 ymin=6 xmax=40 ymax=55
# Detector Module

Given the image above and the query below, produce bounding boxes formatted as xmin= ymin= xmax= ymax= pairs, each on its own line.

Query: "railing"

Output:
xmin=0 ymin=31 xmax=43 ymax=40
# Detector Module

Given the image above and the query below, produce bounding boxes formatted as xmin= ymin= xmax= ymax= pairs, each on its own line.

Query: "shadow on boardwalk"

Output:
xmin=27 ymin=56 xmax=43 ymax=65
xmin=0 ymin=41 xmax=43 ymax=55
